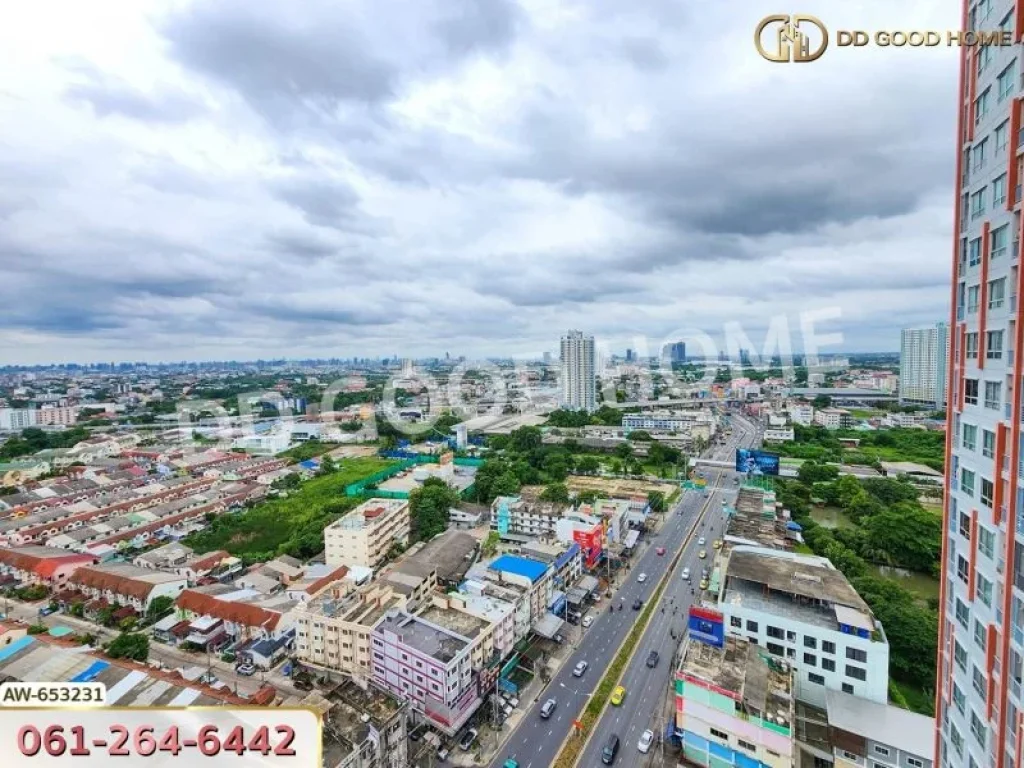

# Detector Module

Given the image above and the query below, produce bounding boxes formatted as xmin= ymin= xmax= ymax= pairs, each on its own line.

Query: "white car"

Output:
xmin=698 ymin=537 xmax=706 ymax=546
xmin=638 ymin=729 xmax=654 ymax=753
xmin=637 ymin=573 xmax=647 ymax=583
xmin=573 ymin=660 xmax=589 ymax=677
xmin=582 ymin=616 xmax=594 ymax=628
xmin=681 ymin=567 xmax=691 ymax=581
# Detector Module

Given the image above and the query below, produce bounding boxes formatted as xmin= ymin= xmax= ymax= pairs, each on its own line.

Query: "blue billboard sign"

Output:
xmin=735 ymin=449 xmax=780 ymax=476
xmin=688 ymin=606 xmax=725 ymax=648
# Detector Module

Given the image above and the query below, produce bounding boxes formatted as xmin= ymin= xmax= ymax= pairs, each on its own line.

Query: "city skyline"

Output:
xmin=1 ymin=0 xmax=960 ymax=364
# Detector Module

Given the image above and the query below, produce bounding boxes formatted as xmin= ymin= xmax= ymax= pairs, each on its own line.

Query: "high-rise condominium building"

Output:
xmin=938 ymin=9 xmax=1023 ymax=768
xmin=899 ymin=323 xmax=949 ymax=408
xmin=560 ymin=330 xmax=595 ymax=412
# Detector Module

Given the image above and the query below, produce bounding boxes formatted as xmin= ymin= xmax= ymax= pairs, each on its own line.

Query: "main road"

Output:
xmin=489 ymin=413 xmax=761 ymax=768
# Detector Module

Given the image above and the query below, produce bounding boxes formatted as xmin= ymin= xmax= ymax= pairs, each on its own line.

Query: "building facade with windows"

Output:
xmin=900 ymin=323 xmax=950 ymax=408
xmin=560 ymin=330 xmax=596 ymax=412
xmin=324 ymin=498 xmax=410 ymax=569
xmin=939 ymin=3 xmax=1024 ymax=768
xmin=714 ymin=548 xmax=889 ymax=708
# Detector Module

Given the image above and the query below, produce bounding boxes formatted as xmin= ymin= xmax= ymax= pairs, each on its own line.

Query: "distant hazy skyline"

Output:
xmin=1 ymin=1 xmax=958 ymax=365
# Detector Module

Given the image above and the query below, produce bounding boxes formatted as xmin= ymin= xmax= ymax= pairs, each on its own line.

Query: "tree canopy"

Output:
xmin=409 ymin=477 xmax=461 ymax=541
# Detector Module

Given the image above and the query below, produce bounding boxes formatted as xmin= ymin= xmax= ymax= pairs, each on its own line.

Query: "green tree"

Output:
xmin=647 ymin=491 xmax=666 ymax=513
xmin=105 ymin=632 xmax=150 ymax=662
xmin=509 ymin=426 xmax=543 ymax=453
xmin=861 ymin=502 xmax=942 ymax=572
xmin=615 ymin=442 xmax=633 ymax=461
xmin=627 ymin=430 xmax=653 ymax=441
xmin=318 ymin=456 xmax=337 ymax=475
xmin=409 ymin=477 xmax=461 ymax=541
xmin=798 ymin=461 xmax=839 ymax=485
xmin=540 ymin=483 xmax=571 ymax=504
xmin=542 ymin=452 xmax=569 ymax=482
xmin=812 ymin=395 xmax=832 ymax=408
xmin=491 ymin=471 xmax=522 ymax=498
xmin=145 ymin=596 xmax=175 ymax=622
xmin=482 ymin=531 xmax=501 ymax=556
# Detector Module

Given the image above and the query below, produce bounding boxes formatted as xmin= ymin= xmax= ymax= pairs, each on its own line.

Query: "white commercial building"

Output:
xmin=0 ymin=408 xmax=37 ymax=431
xmin=899 ymin=322 xmax=948 ymax=408
xmin=789 ymin=405 xmax=814 ymax=426
xmin=814 ymin=408 xmax=853 ymax=430
xmin=714 ymin=547 xmax=889 ymax=708
xmin=560 ymin=330 xmax=596 ymax=412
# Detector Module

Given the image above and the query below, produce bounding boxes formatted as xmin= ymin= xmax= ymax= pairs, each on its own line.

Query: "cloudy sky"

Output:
xmin=0 ymin=0 xmax=962 ymax=364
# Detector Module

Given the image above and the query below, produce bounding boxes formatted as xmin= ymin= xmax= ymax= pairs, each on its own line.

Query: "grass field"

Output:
xmin=185 ymin=457 xmax=395 ymax=562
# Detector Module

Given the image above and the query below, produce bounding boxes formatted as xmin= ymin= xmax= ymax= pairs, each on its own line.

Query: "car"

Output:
xmin=610 ymin=686 xmax=626 ymax=706
xmin=458 ymin=728 xmax=478 ymax=751
xmin=699 ymin=549 xmax=707 ymax=559
xmin=602 ymin=734 xmax=621 ymax=765
xmin=714 ymin=539 xmax=723 ymax=550
xmin=638 ymin=729 xmax=654 ymax=753
xmin=582 ymin=616 xmax=594 ymax=628
xmin=236 ymin=663 xmax=256 ymax=677
xmin=721 ymin=499 xmax=727 ymax=506
xmin=632 ymin=598 xmax=643 ymax=610
xmin=503 ymin=761 xmax=519 ymax=768
xmin=437 ymin=747 xmax=450 ymax=761
xmin=698 ymin=536 xmax=706 ymax=546
xmin=573 ymin=660 xmax=589 ymax=677
xmin=703 ymin=490 xmax=709 ymax=497
xmin=681 ymin=567 xmax=691 ymax=581
xmin=699 ymin=579 xmax=709 ymax=590
xmin=540 ymin=698 xmax=557 ymax=719
xmin=656 ymin=547 xmax=665 ymax=556
xmin=637 ymin=573 xmax=647 ymax=583
xmin=646 ymin=650 xmax=659 ymax=668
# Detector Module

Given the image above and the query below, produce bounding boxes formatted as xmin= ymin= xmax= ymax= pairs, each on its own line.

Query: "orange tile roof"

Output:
xmin=175 ymin=589 xmax=282 ymax=631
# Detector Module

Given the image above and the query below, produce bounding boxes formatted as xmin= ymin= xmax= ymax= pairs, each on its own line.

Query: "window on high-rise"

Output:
xmin=968 ymin=285 xmax=980 ymax=312
xmin=982 ymin=429 xmax=995 ymax=459
xmin=966 ymin=332 xmax=979 ymax=359
xmin=965 ymin=378 xmax=979 ymax=405
xmin=981 ymin=477 xmax=994 ymax=508
xmin=956 ymin=597 xmax=970 ymax=629
xmin=975 ymin=86 xmax=991 ymax=123
xmin=996 ymin=120 xmax=1009 ymax=152
xmin=963 ymin=423 xmax=978 ymax=450
xmin=972 ymin=140 xmax=988 ymax=172
xmin=979 ymin=41 xmax=994 ymax=74
xmin=953 ymin=682 xmax=967 ymax=714
xmin=1001 ymin=11 xmax=1014 ymax=35
xmin=958 ymin=554 xmax=971 ymax=583
xmin=971 ymin=710 xmax=987 ymax=748
xmin=973 ymin=665 xmax=986 ymax=698
xmin=970 ymin=237 xmax=983 ymax=265
xmin=979 ymin=525 xmax=995 ymax=558
xmin=998 ymin=60 xmax=1016 ymax=101
xmin=971 ymin=188 xmax=987 ymax=219
xmin=974 ymin=619 xmax=987 ymax=651
xmin=955 ymin=639 xmax=968 ymax=671
xmin=961 ymin=468 xmax=976 ymax=496
xmin=993 ymin=174 xmax=1008 ymax=206
xmin=960 ymin=511 xmax=972 ymax=537
xmin=984 ymin=380 xmax=1001 ymax=409
xmin=992 ymin=226 xmax=1009 ymax=260
xmin=978 ymin=574 xmax=993 ymax=608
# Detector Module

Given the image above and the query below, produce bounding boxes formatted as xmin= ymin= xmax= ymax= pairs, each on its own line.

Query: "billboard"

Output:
xmin=735 ymin=448 xmax=780 ymax=476
xmin=688 ymin=606 xmax=724 ymax=648
xmin=572 ymin=525 xmax=603 ymax=568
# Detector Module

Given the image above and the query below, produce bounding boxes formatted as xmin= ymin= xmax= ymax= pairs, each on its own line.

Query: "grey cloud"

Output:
xmin=129 ymin=156 xmax=214 ymax=196
xmin=434 ymin=0 xmax=524 ymax=57
xmin=59 ymin=59 xmax=206 ymax=123
xmin=270 ymin=177 xmax=390 ymax=236
xmin=263 ymin=231 xmax=339 ymax=260
xmin=618 ymin=37 xmax=669 ymax=71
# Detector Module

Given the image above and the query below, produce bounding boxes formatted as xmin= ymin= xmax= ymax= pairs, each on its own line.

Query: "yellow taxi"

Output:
xmin=713 ymin=540 xmax=723 ymax=550
xmin=611 ymin=686 xmax=626 ymax=706
xmin=698 ymin=549 xmax=707 ymax=559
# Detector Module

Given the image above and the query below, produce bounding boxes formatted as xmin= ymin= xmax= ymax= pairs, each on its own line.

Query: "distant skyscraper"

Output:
xmin=543 ymin=351 xmax=552 ymax=366
xmin=560 ymin=330 xmax=596 ymax=412
xmin=738 ymin=349 xmax=751 ymax=366
xmin=899 ymin=323 xmax=948 ymax=409
xmin=667 ymin=341 xmax=686 ymax=363
xmin=625 ymin=349 xmax=635 ymax=362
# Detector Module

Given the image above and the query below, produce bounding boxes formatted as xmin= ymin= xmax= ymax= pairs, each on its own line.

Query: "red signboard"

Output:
xmin=572 ymin=525 xmax=603 ymax=568
xmin=689 ymin=605 xmax=723 ymax=623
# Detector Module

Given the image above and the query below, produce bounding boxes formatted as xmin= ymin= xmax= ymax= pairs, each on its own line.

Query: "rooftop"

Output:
xmin=488 ymin=554 xmax=549 ymax=583
xmin=375 ymin=610 xmax=470 ymax=664
xmin=418 ymin=603 xmax=487 ymax=640
xmin=680 ymin=635 xmax=793 ymax=726
xmin=398 ymin=530 xmax=478 ymax=584
xmin=825 ymin=688 xmax=934 ymax=758
xmin=326 ymin=498 xmax=408 ymax=532
xmin=721 ymin=548 xmax=878 ymax=637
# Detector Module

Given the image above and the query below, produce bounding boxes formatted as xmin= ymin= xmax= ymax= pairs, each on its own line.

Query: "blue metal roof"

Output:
xmin=489 ymin=555 xmax=549 ymax=583
xmin=298 ymin=459 xmax=320 ymax=470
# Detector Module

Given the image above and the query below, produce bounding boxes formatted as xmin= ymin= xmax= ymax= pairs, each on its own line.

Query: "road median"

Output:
xmin=551 ymin=482 xmax=717 ymax=768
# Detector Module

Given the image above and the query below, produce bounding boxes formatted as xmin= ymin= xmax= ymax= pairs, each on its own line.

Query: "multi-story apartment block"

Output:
xmin=939 ymin=6 xmax=1024 ymax=768
xmin=371 ymin=609 xmax=481 ymax=735
xmin=789 ymin=404 xmax=815 ymax=426
xmin=622 ymin=411 xmax=714 ymax=432
xmin=560 ymin=330 xmax=596 ymax=412
xmin=36 ymin=405 xmax=79 ymax=427
xmin=714 ymin=548 xmax=889 ymax=707
xmin=324 ymin=498 xmax=410 ymax=569
xmin=674 ymin=630 xmax=795 ymax=768
xmin=322 ymin=680 xmax=408 ymax=768
xmin=293 ymin=582 xmax=407 ymax=680
xmin=0 ymin=408 xmax=37 ymax=431
xmin=813 ymin=408 xmax=854 ymax=430
xmin=490 ymin=495 xmax=571 ymax=539
xmin=900 ymin=323 xmax=950 ymax=408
